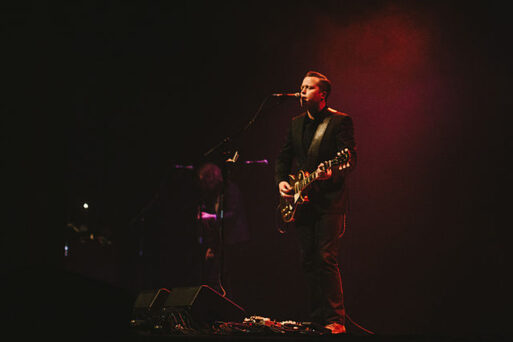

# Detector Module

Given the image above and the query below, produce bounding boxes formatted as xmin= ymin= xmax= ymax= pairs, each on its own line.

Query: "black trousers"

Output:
xmin=295 ymin=205 xmax=345 ymax=325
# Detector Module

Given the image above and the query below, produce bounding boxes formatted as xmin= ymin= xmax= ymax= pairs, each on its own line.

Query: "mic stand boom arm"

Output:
xmin=203 ymin=94 xmax=272 ymax=158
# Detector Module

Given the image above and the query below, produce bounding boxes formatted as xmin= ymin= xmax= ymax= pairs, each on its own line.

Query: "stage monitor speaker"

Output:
xmin=131 ymin=288 xmax=170 ymax=328
xmin=162 ymin=285 xmax=245 ymax=328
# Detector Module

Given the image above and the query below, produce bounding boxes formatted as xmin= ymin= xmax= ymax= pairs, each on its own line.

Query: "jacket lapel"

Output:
xmin=292 ymin=114 xmax=307 ymax=166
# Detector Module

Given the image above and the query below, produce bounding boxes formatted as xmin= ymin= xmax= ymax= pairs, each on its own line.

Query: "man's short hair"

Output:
xmin=305 ymin=70 xmax=332 ymax=100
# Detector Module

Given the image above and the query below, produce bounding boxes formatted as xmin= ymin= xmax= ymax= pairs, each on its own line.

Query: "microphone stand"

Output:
xmin=201 ymin=94 xmax=284 ymax=296
xmin=128 ymin=191 xmax=159 ymax=290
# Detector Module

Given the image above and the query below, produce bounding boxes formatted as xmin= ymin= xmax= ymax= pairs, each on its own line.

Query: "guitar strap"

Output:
xmin=306 ymin=113 xmax=332 ymax=168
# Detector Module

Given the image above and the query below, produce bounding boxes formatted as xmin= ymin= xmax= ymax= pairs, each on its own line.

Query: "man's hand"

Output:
xmin=279 ymin=181 xmax=294 ymax=198
xmin=316 ymin=163 xmax=332 ymax=180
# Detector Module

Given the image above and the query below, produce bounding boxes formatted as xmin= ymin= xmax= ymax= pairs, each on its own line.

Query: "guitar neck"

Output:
xmin=297 ymin=159 xmax=338 ymax=193
xmin=294 ymin=148 xmax=350 ymax=194
xmin=300 ymin=172 xmax=317 ymax=191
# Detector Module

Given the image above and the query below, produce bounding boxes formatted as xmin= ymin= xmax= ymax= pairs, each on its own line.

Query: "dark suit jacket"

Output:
xmin=274 ymin=106 xmax=357 ymax=214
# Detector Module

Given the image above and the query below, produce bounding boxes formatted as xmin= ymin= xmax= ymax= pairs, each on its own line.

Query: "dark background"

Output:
xmin=3 ymin=0 xmax=512 ymax=337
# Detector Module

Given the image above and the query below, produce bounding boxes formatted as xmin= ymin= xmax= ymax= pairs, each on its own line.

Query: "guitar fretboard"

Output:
xmin=295 ymin=159 xmax=339 ymax=193
xmin=296 ymin=172 xmax=316 ymax=193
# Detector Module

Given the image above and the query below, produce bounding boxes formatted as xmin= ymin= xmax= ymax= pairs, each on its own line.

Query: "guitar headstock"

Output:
xmin=323 ymin=148 xmax=351 ymax=169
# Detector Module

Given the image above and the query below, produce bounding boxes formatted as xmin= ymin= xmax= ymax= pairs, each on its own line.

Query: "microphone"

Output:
xmin=272 ymin=92 xmax=300 ymax=97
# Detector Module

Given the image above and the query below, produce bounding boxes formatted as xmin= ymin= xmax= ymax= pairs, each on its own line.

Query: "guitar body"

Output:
xmin=278 ymin=170 xmax=310 ymax=223
xmin=277 ymin=148 xmax=351 ymax=225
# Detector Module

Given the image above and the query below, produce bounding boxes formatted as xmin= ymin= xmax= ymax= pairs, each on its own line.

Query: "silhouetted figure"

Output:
xmin=196 ymin=162 xmax=249 ymax=298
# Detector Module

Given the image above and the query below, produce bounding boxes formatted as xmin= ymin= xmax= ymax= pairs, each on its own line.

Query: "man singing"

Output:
xmin=275 ymin=71 xmax=356 ymax=334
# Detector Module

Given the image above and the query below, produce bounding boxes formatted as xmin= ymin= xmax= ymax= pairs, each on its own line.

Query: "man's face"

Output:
xmin=300 ymin=76 xmax=326 ymax=109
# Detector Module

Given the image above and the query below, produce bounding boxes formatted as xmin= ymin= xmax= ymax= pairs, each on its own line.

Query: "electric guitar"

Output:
xmin=277 ymin=148 xmax=351 ymax=223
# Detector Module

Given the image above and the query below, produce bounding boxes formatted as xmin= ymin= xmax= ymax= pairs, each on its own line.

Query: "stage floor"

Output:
xmin=127 ymin=332 xmax=510 ymax=342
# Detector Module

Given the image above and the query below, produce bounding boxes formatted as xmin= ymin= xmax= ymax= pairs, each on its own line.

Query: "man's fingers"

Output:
xmin=316 ymin=163 xmax=332 ymax=179
xmin=280 ymin=187 xmax=293 ymax=197
xmin=279 ymin=181 xmax=294 ymax=197
xmin=279 ymin=181 xmax=292 ymax=191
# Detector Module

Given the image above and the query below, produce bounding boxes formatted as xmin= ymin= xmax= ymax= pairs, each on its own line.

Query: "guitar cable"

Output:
xmin=342 ymin=196 xmax=374 ymax=335
xmin=345 ymin=312 xmax=375 ymax=335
